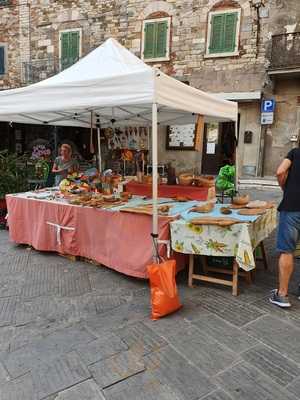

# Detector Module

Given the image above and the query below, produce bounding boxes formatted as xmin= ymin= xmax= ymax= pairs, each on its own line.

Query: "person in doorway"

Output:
xmin=270 ymin=146 xmax=300 ymax=308
xmin=52 ymin=143 xmax=79 ymax=186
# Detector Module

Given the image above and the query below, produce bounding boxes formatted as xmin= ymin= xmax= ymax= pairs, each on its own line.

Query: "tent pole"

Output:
xmin=235 ymin=119 xmax=239 ymax=192
xmin=97 ymin=127 xmax=102 ymax=173
xmin=151 ymin=103 xmax=158 ymax=261
xmin=96 ymin=115 xmax=102 ymax=173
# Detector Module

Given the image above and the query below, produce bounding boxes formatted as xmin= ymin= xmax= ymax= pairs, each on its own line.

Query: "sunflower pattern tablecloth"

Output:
xmin=170 ymin=207 xmax=277 ymax=271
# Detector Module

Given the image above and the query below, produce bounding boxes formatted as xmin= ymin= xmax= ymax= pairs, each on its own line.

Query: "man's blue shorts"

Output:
xmin=277 ymin=211 xmax=300 ymax=253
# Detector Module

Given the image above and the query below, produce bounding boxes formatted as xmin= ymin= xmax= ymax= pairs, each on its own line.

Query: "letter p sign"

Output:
xmin=262 ymin=99 xmax=275 ymax=113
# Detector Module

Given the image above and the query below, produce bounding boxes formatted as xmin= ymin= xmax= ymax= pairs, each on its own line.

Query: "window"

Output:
xmin=59 ymin=29 xmax=81 ymax=70
xmin=0 ymin=46 xmax=6 ymax=75
xmin=206 ymin=9 xmax=240 ymax=58
xmin=142 ymin=17 xmax=171 ymax=62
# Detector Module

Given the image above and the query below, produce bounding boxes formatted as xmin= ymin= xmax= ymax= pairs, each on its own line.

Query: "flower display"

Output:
xmin=31 ymin=145 xmax=51 ymax=160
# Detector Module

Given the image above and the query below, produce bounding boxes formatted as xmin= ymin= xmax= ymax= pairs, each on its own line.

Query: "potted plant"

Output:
xmin=0 ymin=150 xmax=28 ymax=227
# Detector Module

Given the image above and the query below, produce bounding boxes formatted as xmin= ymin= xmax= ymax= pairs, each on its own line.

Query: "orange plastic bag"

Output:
xmin=147 ymin=259 xmax=182 ymax=320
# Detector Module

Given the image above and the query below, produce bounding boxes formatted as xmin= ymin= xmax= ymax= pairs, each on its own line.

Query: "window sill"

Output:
xmin=204 ymin=51 xmax=240 ymax=59
xmin=142 ymin=56 xmax=170 ymax=63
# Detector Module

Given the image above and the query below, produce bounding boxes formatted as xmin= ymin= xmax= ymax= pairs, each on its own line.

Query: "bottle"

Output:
xmin=167 ymin=163 xmax=177 ymax=185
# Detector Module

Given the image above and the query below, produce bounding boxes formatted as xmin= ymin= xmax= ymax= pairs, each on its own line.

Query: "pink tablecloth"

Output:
xmin=126 ymin=182 xmax=214 ymax=201
xmin=6 ymin=195 xmax=176 ymax=279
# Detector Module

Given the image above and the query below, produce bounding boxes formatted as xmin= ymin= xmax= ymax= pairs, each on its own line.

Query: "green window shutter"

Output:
xmin=61 ymin=31 xmax=80 ymax=70
xmin=209 ymin=14 xmax=224 ymax=53
xmin=155 ymin=21 xmax=168 ymax=58
xmin=61 ymin=32 xmax=70 ymax=70
xmin=223 ymin=13 xmax=238 ymax=52
xmin=144 ymin=22 xmax=156 ymax=59
xmin=70 ymin=31 xmax=80 ymax=64
xmin=0 ymin=47 xmax=5 ymax=75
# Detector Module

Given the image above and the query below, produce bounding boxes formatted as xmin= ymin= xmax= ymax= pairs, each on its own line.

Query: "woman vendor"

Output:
xmin=52 ymin=143 xmax=79 ymax=186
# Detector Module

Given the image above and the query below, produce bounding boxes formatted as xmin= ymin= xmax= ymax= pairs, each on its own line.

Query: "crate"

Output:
xmin=206 ymin=256 xmax=234 ymax=268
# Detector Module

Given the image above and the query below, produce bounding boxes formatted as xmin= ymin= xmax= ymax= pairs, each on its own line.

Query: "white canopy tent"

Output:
xmin=0 ymin=38 xmax=238 ymax=251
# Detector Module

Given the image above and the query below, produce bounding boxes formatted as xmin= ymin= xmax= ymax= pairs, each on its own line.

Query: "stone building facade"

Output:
xmin=0 ymin=0 xmax=300 ymax=177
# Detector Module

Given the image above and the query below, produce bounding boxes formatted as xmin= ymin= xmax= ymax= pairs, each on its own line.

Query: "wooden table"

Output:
xmin=170 ymin=206 xmax=277 ymax=296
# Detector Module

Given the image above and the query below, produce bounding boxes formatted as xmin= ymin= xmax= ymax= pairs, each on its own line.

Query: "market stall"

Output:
xmin=0 ymin=38 xmax=240 ymax=279
xmin=6 ymin=191 xmax=178 ymax=278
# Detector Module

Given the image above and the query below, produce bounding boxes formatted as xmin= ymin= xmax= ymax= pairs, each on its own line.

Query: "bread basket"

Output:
xmin=232 ymin=195 xmax=249 ymax=206
xmin=178 ymin=174 xmax=193 ymax=186
xmin=195 ymin=175 xmax=215 ymax=188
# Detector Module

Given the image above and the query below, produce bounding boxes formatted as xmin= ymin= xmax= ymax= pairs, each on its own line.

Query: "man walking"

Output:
xmin=270 ymin=146 xmax=300 ymax=308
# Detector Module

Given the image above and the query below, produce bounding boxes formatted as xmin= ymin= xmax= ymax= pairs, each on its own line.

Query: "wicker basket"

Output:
xmin=232 ymin=195 xmax=249 ymax=206
xmin=195 ymin=175 xmax=215 ymax=188
xmin=142 ymin=175 xmax=161 ymax=185
xmin=178 ymin=174 xmax=193 ymax=186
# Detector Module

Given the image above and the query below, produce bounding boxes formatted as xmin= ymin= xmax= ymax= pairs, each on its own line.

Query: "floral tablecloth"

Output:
xmin=170 ymin=207 xmax=277 ymax=271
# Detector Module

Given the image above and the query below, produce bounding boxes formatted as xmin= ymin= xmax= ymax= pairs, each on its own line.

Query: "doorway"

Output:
xmin=201 ymin=121 xmax=237 ymax=175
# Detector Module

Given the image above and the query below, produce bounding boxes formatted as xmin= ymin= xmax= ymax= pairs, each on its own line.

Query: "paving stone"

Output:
xmin=287 ymin=378 xmax=300 ymax=398
xmin=58 ymin=270 xmax=91 ymax=297
xmin=0 ymin=373 xmax=37 ymax=400
xmin=200 ymin=390 xmax=234 ymax=400
xmin=0 ymin=254 xmax=29 ymax=275
xmin=144 ymin=313 xmax=197 ymax=341
xmin=244 ymin=315 xmax=300 ymax=364
xmin=251 ymin=297 xmax=290 ymax=318
xmin=207 ymin=303 xmax=265 ymax=327
xmin=3 ymin=324 xmax=95 ymax=378
xmin=0 ymin=326 xmax=15 ymax=352
xmin=77 ymin=333 xmax=127 ymax=365
xmin=192 ymin=313 xmax=257 ymax=353
xmin=103 ymin=371 xmax=185 ymax=400
xmin=22 ymin=265 xmax=61 ymax=298
xmin=54 ymin=380 xmax=105 ymax=400
xmin=89 ymin=350 xmax=145 ymax=389
xmin=0 ymin=361 xmax=10 ymax=384
xmin=0 ymin=297 xmax=17 ymax=327
xmin=15 ymin=296 xmax=59 ymax=326
xmin=115 ymin=321 xmax=167 ymax=356
xmin=144 ymin=346 xmax=216 ymax=399
xmin=216 ymin=361 xmax=298 ymax=400
xmin=32 ymin=351 xmax=91 ymax=399
xmin=191 ymin=289 xmax=266 ymax=327
xmin=0 ymin=274 xmax=25 ymax=298
xmin=241 ymin=344 xmax=300 ymax=386
xmin=89 ymin=271 xmax=144 ymax=295
xmin=93 ymin=294 xmax=128 ymax=314
xmin=169 ymin=326 xmax=241 ymax=376
xmin=84 ymin=303 xmax=148 ymax=337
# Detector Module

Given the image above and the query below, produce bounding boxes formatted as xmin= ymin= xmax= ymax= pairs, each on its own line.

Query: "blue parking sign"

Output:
xmin=261 ymin=99 xmax=275 ymax=113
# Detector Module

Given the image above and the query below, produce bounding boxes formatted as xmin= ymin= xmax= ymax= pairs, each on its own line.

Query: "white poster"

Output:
xmin=206 ymin=142 xmax=216 ymax=154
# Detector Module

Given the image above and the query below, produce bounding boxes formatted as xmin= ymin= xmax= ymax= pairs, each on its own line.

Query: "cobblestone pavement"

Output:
xmin=1 ymin=188 xmax=300 ymax=399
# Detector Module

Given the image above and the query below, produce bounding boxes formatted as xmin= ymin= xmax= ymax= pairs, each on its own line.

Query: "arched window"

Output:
xmin=206 ymin=1 xmax=241 ymax=58
xmin=142 ymin=12 xmax=171 ymax=62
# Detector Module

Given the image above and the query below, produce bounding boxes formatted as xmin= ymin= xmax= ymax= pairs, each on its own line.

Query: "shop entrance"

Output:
xmin=201 ymin=121 xmax=237 ymax=176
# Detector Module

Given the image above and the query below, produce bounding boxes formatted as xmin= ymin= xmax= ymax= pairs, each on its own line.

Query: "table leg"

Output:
xmin=232 ymin=260 xmax=239 ymax=296
xmin=188 ymin=254 xmax=194 ymax=288
xmin=260 ymin=241 xmax=268 ymax=270
xmin=245 ymin=271 xmax=252 ymax=285
xmin=201 ymin=255 xmax=208 ymax=274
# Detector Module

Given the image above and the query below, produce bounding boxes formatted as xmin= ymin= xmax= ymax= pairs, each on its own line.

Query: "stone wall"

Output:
xmin=0 ymin=0 xmax=20 ymax=88
xmin=1 ymin=0 xmax=300 ymax=176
